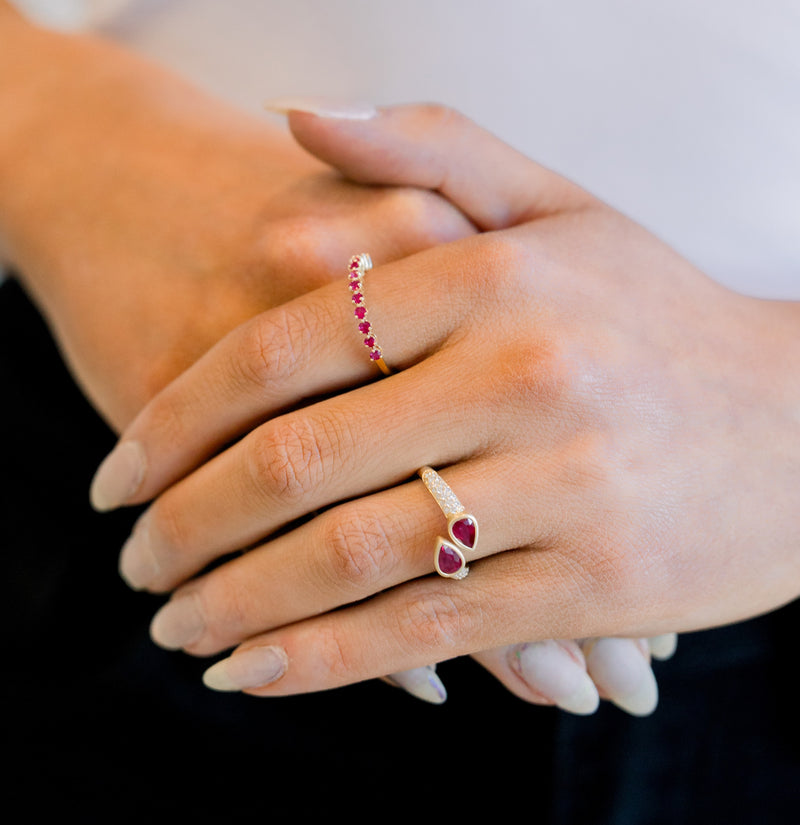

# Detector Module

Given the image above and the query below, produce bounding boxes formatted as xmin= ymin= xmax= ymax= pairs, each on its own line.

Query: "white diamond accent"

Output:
xmin=420 ymin=467 xmax=463 ymax=518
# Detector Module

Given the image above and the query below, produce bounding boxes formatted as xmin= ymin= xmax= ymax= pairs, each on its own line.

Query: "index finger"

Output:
xmin=88 ymin=245 xmax=467 ymax=510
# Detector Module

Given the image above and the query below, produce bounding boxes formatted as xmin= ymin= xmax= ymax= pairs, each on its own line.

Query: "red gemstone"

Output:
xmin=451 ymin=517 xmax=476 ymax=549
xmin=355 ymin=307 xmax=367 ymax=319
xmin=349 ymin=281 xmax=361 ymax=291
xmin=363 ymin=336 xmax=375 ymax=348
xmin=352 ymin=293 xmax=363 ymax=304
xmin=437 ymin=543 xmax=464 ymax=575
xmin=369 ymin=349 xmax=382 ymax=360
xmin=350 ymin=259 xmax=360 ymax=270
xmin=358 ymin=321 xmax=371 ymax=333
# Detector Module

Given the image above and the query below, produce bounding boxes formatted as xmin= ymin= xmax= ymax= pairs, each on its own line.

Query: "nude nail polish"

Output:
xmin=89 ymin=440 xmax=146 ymax=511
xmin=384 ymin=666 xmax=447 ymax=705
xmin=118 ymin=515 xmax=159 ymax=591
xmin=202 ymin=646 xmax=288 ymax=692
xmin=263 ymin=96 xmax=378 ymax=120
xmin=510 ymin=641 xmax=600 ymax=715
xmin=585 ymin=638 xmax=659 ymax=716
xmin=648 ymin=633 xmax=678 ymax=660
xmin=150 ymin=594 xmax=205 ymax=650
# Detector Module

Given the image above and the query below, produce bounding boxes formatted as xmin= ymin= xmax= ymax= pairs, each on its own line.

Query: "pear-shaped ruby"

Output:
xmin=451 ymin=517 xmax=476 ymax=549
xmin=437 ymin=543 xmax=464 ymax=575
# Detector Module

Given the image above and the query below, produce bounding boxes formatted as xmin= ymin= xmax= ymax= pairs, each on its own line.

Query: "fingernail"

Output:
xmin=585 ymin=638 xmax=658 ymax=717
xmin=118 ymin=516 xmax=159 ymax=590
xmin=263 ymin=96 xmax=378 ymax=120
xmin=150 ymin=594 xmax=205 ymax=650
xmin=509 ymin=641 xmax=600 ymax=715
xmin=648 ymin=633 xmax=678 ymax=660
xmin=383 ymin=666 xmax=447 ymax=705
xmin=202 ymin=646 xmax=288 ymax=692
xmin=89 ymin=440 xmax=146 ymax=511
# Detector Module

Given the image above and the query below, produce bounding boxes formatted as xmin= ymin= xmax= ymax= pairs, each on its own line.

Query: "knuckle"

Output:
xmin=573 ymin=540 xmax=648 ymax=619
xmin=487 ymin=337 xmax=579 ymax=413
xmin=377 ymin=187 xmax=469 ymax=247
xmin=323 ymin=509 xmax=397 ymax=592
xmin=140 ymin=391 xmax=193 ymax=457
xmin=314 ymin=624 xmax=356 ymax=682
xmin=147 ymin=496 xmax=195 ymax=573
xmin=257 ymin=215 xmax=330 ymax=277
xmin=417 ymin=102 xmax=468 ymax=133
xmin=246 ymin=416 xmax=333 ymax=504
xmin=235 ymin=304 xmax=316 ymax=391
xmin=187 ymin=575 xmax=250 ymax=652
xmin=476 ymin=233 xmax=538 ymax=292
xmin=451 ymin=233 xmax=540 ymax=312
xmin=394 ymin=590 xmax=473 ymax=653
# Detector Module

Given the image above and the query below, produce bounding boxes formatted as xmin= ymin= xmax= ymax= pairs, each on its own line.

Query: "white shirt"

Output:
xmin=12 ymin=0 xmax=800 ymax=298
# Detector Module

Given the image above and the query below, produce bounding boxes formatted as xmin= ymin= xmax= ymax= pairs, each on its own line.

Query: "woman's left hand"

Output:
xmin=90 ymin=104 xmax=800 ymax=698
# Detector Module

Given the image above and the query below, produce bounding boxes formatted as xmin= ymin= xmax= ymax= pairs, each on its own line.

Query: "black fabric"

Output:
xmin=3 ymin=277 xmax=798 ymax=823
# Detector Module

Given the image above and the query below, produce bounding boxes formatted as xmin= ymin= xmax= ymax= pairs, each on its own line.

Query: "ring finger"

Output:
xmin=146 ymin=453 xmax=569 ymax=656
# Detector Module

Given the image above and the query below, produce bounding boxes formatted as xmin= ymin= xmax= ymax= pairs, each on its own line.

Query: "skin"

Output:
xmin=0 ymin=5 xmax=472 ymax=429
xmin=0 ymin=5 xmax=654 ymax=710
xmin=97 ymin=103 xmax=800 ymax=698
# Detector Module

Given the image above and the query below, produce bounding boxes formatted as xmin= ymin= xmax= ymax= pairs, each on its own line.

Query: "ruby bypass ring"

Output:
xmin=418 ymin=466 xmax=479 ymax=579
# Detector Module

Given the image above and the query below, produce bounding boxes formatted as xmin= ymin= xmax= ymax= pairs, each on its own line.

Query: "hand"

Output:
xmin=0 ymin=13 xmax=670 ymax=715
xmin=89 ymin=104 xmax=800 ymax=700
xmin=0 ymin=21 xmax=473 ymax=430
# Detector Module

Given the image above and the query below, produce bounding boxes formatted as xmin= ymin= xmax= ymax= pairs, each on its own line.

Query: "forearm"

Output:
xmin=0 ymin=12 xmax=145 ymax=275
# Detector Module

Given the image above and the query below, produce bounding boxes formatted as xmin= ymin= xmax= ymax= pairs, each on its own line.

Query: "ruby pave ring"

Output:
xmin=348 ymin=253 xmax=392 ymax=376
xmin=418 ymin=466 xmax=479 ymax=579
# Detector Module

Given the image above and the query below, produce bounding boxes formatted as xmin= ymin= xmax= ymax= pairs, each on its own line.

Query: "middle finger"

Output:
xmin=146 ymin=452 xmax=571 ymax=655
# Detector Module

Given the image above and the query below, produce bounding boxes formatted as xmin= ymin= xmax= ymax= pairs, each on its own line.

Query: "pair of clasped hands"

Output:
xmin=8 ymin=23 xmax=799 ymax=718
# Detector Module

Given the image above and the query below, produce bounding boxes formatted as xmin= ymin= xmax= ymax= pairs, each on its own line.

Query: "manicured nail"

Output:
xmin=509 ymin=641 xmax=600 ymax=715
xmin=150 ymin=594 xmax=205 ymax=650
xmin=585 ymin=638 xmax=658 ymax=717
xmin=383 ymin=666 xmax=447 ymax=705
xmin=118 ymin=516 xmax=159 ymax=590
xmin=263 ymin=96 xmax=378 ymax=120
xmin=648 ymin=633 xmax=678 ymax=660
xmin=89 ymin=440 xmax=146 ymax=511
xmin=202 ymin=646 xmax=288 ymax=692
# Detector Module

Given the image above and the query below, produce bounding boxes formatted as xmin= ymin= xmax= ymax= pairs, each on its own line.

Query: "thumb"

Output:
xmin=264 ymin=99 xmax=593 ymax=231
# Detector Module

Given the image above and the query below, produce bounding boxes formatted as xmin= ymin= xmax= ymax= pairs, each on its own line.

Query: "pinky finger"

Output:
xmin=471 ymin=640 xmax=600 ymax=716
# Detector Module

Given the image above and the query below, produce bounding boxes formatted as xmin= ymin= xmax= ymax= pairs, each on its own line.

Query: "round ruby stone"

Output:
xmin=354 ymin=307 xmax=367 ymax=319
xmin=363 ymin=336 xmax=375 ymax=348
xmin=451 ymin=517 xmax=476 ymax=549
xmin=369 ymin=349 xmax=382 ymax=360
xmin=438 ymin=544 xmax=463 ymax=575
xmin=350 ymin=259 xmax=360 ymax=269
xmin=352 ymin=293 xmax=363 ymax=304
xmin=358 ymin=321 xmax=371 ymax=333
xmin=350 ymin=281 xmax=361 ymax=291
